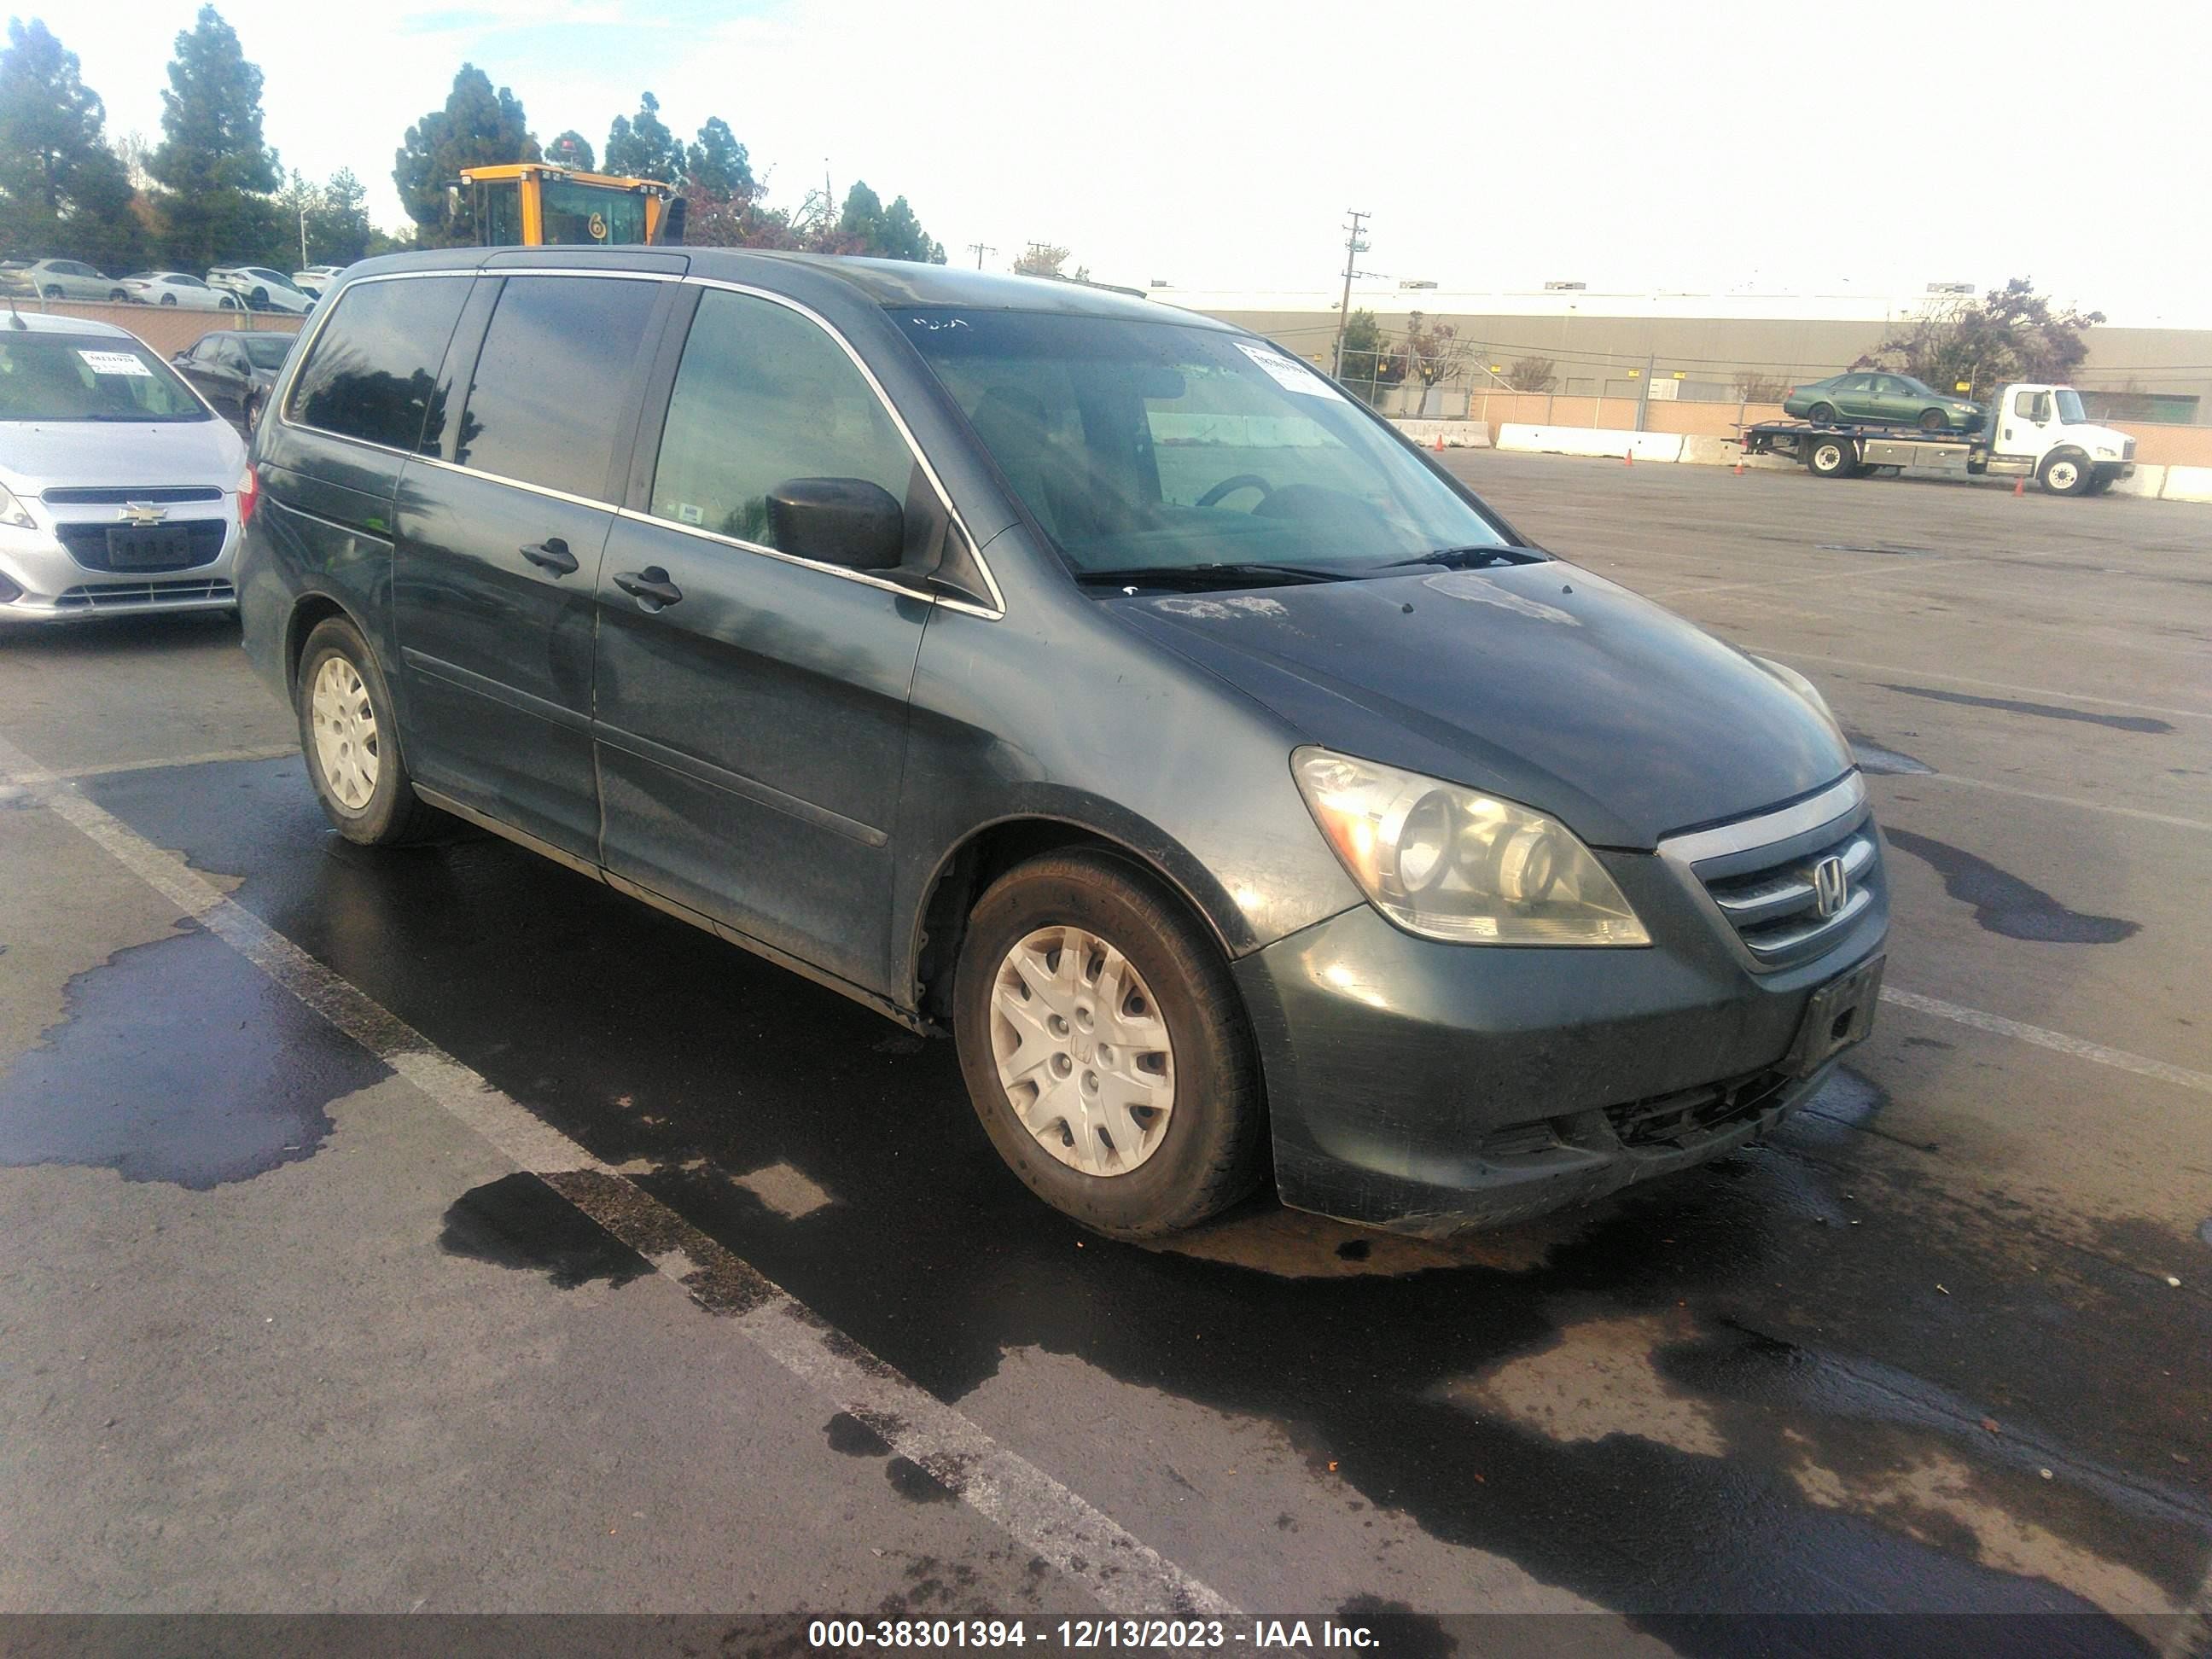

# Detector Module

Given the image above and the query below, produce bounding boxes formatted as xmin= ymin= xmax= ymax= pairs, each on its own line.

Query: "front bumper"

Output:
xmin=1232 ymin=822 xmax=1889 ymax=1236
xmin=0 ymin=512 xmax=240 ymax=622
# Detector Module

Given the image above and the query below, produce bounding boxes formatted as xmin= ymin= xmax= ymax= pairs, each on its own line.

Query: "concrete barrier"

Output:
xmin=1499 ymin=424 xmax=1683 ymax=463
xmin=1151 ymin=413 xmax=1335 ymax=448
xmin=1391 ymin=419 xmax=1490 ymax=449
xmin=2160 ymin=465 xmax=2212 ymax=503
xmin=2109 ymin=464 xmax=2167 ymax=499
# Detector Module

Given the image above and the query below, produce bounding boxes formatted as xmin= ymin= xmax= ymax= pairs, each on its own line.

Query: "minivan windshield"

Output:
xmin=0 ymin=335 xmax=210 ymax=422
xmin=896 ymin=308 xmax=1512 ymax=580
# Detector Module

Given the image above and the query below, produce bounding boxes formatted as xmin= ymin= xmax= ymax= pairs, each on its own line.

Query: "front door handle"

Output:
xmin=613 ymin=568 xmax=684 ymax=609
xmin=521 ymin=537 xmax=579 ymax=575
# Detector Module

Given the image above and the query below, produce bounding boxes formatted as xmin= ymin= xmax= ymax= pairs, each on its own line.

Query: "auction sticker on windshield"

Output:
xmin=77 ymin=351 xmax=152 ymax=376
xmin=1236 ymin=341 xmax=1343 ymax=399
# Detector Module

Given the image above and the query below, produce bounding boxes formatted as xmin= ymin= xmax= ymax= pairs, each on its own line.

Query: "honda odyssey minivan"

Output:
xmin=238 ymin=247 xmax=1887 ymax=1238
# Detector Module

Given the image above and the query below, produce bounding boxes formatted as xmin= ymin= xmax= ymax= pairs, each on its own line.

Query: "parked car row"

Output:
xmin=167 ymin=329 xmax=294 ymax=429
xmin=0 ymin=259 xmax=349 ymax=313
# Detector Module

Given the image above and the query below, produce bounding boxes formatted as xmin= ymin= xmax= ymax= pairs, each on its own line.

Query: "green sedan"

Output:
xmin=1784 ymin=371 xmax=1984 ymax=432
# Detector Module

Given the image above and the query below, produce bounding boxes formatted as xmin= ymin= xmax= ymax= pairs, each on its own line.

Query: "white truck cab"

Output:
xmin=1989 ymin=384 xmax=2136 ymax=495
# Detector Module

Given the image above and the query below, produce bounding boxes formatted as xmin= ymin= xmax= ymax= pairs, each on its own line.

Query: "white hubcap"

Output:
xmin=310 ymin=655 xmax=380 ymax=811
xmin=2050 ymin=462 xmax=2078 ymax=490
xmin=990 ymin=925 xmax=1175 ymax=1178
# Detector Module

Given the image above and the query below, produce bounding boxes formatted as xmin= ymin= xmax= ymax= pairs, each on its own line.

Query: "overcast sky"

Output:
xmin=67 ymin=0 xmax=2212 ymax=322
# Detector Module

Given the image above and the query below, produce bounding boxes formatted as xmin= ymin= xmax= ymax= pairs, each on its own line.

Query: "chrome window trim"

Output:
xmin=676 ymin=276 xmax=1005 ymax=618
xmin=267 ymin=265 xmax=1006 ymax=620
xmin=1656 ymin=773 xmax=1867 ymax=866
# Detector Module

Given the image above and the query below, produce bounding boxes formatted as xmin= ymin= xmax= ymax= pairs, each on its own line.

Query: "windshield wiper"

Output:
xmin=1377 ymin=544 xmax=1544 ymax=570
xmin=1074 ymin=562 xmax=1356 ymax=591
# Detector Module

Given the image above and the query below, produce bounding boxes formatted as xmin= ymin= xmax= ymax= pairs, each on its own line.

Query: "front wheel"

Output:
xmin=1918 ymin=407 xmax=1947 ymax=432
xmin=242 ymin=393 xmax=263 ymax=433
xmin=294 ymin=616 xmax=444 ymax=846
xmin=2040 ymin=452 xmax=2091 ymax=497
xmin=1807 ymin=436 xmax=1859 ymax=478
xmin=953 ymin=851 xmax=1264 ymax=1237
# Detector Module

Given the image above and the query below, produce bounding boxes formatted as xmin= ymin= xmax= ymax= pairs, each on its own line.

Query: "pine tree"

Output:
xmin=547 ymin=130 xmax=594 ymax=172
xmin=306 ymin=166 xmax=374 ymax=264
xmin=0 ymin=19 xmax=143 ymax=271
xmin=836 ymin=182 xmax=944 ymax=264
xmin=148 ymin=5 xmax=282 ymax=271
xmin=603 ymin=92 xmax=682 ymax=183
xmin=684 ymin=118 xmax=751 ymax=200
xmin=393 ymin=65 xmax=538 ymax=247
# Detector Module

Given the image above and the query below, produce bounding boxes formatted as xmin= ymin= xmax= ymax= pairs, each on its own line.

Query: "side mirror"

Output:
xmin=766 ymin=477 xmax=905 ymax=571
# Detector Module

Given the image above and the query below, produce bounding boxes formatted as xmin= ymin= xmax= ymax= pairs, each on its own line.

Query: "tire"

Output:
xmin=1807 ymin=401 xmax=1837 ymax=425
xmin=42 ymin=284 xmax=61 ymax=300
xmin=2039 ymin=451 xmax=2091 ymax=497
xmin=953 ymin=850 xmax=1264 ymax=1238
xmin=242 ymin=393 xmax=263 ymax=433
xmin=294 ymin=616 xmax=444 ymax=846
xmin=1848 ymin=462 xmax=1879 ymax=479
xmin=250 ymin=286 xmax=269 ymax=307
xmin=1918 ymin=407 xmax=1947 ymax=432
xmin=160 ymin=293 xmax=178 ymax=306
xmin=1807 ymin=437 xmax=1858 ymax=479
xmin=2084 ymin=476 xmax=2114 ymax=497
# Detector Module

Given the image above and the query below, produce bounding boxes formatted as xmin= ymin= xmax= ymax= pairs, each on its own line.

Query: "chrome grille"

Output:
xmin=1703 ymin=829 xmax=1875 ymax=961
xmin=55 ymin=579 xmax=236 ymax=609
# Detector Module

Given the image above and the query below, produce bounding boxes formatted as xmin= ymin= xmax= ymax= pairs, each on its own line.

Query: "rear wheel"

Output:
xmin=41 ymin=284 xmax=61 ymax=299
xmin=1807 ymin=401 xmax=1837 ymax=425
xmin=1807 ymin=437 xmax=1858 ymax=479
xmin=250 ymin=285 xmax=269 ymax=308
xmin=159 ymin=293 xmax=178 ymax=306
xmin=1918 ymin=407 xmax=1947 ymax=432
xmin=294 ymin=616 xmax=443 ymax=846
xmin=242 ymin=393 xmax=264 ymax=433
xmin=2040 ymin=452 xmax=2091 ymax=497
xmin=953 ymin=851 xmax=1264 ymax=1238
xmin=106 ymin=287 xmax=126 ymax=302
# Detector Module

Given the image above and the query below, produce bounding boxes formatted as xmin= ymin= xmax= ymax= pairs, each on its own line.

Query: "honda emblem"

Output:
xmin=1812 ymin=855 xmax=1849 ymax=918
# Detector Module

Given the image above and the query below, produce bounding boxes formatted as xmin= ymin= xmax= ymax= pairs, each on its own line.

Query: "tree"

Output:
xmin=1402 ymin=311 xmax=1469 ymax=407
xmin=1505 ymin=354 xmax=1557 ymax=393
xmin=1336 ymin=308 xmax=1397 ymax=394
xmin=1013 ymin=242 xmax=1068 ymax=277
xmin=684 ymin=117 xmax=752 ymax=201
xmin=393 ymin=65 xmax=538 ymax=247
xmin=148 ymin=5 xmax=282 ymax=271
xmin=0 ymin=19 xmax=143 ymax=271
xmin=678 ymin=178 xmax=801 ymax=250
xmin=829 ymin=182 xmax=944 ymax=262
xmin=1732 ymin=370 xmax=1789 ymax=403
xmin=546 ymin=130 xmax=593 ymax=172
xmin=604 ymin=91 xmax=682 ymax=184
xmin=306 ymin=166 xmax=374 ymax=264
xmin=1863 ymin=278 xmax=2104 ymax=402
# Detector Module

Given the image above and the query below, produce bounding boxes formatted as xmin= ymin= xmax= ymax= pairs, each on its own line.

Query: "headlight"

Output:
xmin=1291 ymin=748 xmax=1649 ymax=946
xmin=0 ymin=482 xmax=35 ymax=531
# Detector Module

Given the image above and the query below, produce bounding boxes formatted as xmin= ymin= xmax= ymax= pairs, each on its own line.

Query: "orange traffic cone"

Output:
xmin=1624 ymin=449 xmax=1634 ymax=468
xmin=1732 ymin=457 xmax=1745 ymax=475
xmin=1434 ymin=431 xmax=1445 ymax=451
xmin=2012 ymin=477 xmax=2025 ymax=498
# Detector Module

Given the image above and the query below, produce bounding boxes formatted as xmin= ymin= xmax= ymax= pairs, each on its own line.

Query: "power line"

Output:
xmin=965 ymin=242 xmax=996 ymax=270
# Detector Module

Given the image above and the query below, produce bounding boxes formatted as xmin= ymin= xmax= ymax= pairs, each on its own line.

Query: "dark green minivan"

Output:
xmin=238 ymin=248 xmax=1887 ymax=1238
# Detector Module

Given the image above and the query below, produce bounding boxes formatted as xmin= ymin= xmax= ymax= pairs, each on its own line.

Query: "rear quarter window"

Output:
xmin=286 ymin=276 xmax=471 ymax=453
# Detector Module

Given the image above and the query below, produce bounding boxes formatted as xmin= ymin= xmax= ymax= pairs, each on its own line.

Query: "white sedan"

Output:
xmin=207 ymin=266 xmax=316 ymax=315
xmin=119 ymin=271 xmax=245 ymax=311
xmin=291 ymin=265 xmax=347 ymax=297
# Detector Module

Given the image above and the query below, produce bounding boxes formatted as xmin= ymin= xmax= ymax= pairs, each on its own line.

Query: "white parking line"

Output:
xmin=1870 ymin=771 xmax=2212 ymax=834
xmin=0 ymin=742 xmax=300 ymax=788
xmin=0 ymin=730 xmax=1237 ymax=1619
xmin=1881 ymin=988 xmax=2212 ymax=1097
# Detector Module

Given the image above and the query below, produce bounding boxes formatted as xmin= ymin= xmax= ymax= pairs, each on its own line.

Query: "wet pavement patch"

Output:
xmin=1879 ymin=684 xmax=2174 ymax=735
xmin=1882 ymin=828 xmax=2139 ymax=945
xmin=0 ymin=924 xmax=387 ymax=1189
xmin=825 ymin=1412 xmax=894 ymax=1458
xmin=439 ymin=1172 xmax=654 ymax=1290
xmin=885 ymin=1456 xmax=958 ymax=1504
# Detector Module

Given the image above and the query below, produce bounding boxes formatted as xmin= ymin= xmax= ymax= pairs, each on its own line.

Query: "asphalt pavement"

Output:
xmin=1 ymin=455 xmax=2206 ymax=1653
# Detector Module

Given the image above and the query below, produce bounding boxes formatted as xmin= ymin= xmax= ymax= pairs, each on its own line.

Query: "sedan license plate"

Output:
xmin=106 ymin=526 xmax=195 ymax=568
xmin=1788 ymin=955 xmax=1884 ymax=1076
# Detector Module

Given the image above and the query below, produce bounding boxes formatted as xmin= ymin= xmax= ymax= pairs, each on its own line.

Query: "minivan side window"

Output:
xmin=649 ymin=288 xmax=914 ymax=550
xmin=288 ymin=276 xmax=470 ymax=454
xmin=455 ymin=276 xmax=661 ymax=499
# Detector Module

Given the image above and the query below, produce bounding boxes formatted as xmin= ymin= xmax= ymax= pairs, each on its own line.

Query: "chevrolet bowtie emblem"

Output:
xmin=119 ymin=502 xmax=169 ymax=527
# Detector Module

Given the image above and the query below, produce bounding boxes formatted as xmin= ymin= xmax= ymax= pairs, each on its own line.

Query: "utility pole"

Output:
xmin=298 ymin=205 xmax=309 ymax=270
xmin=966 ymin=242 xmax=996 ymax=270
xmin=1330 ymin=210 xmax=1371 ymax=381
